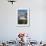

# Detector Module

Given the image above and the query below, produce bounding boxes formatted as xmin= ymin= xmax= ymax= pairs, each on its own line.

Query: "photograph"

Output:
xmin=18 ymin=9 xmax=27 ymax=24
xmin=16 ymin=8 xmax=30 ymax=27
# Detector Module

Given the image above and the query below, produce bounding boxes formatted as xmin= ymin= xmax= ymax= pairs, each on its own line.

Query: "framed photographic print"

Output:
xmin=16 ymin=8 xmax=30 ymax=27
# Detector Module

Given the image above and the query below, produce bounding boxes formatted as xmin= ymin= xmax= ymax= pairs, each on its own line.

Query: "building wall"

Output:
xmin=0 ymin=0 xmax=46 ymax=41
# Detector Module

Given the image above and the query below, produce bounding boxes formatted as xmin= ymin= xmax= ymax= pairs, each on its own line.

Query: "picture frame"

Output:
xmin=16 ymin=8 xmax=30 ymax=27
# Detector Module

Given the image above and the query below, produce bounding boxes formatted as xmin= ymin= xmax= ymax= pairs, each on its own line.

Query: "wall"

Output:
xmin=0 ymin=0 xmax=46 ymax=42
